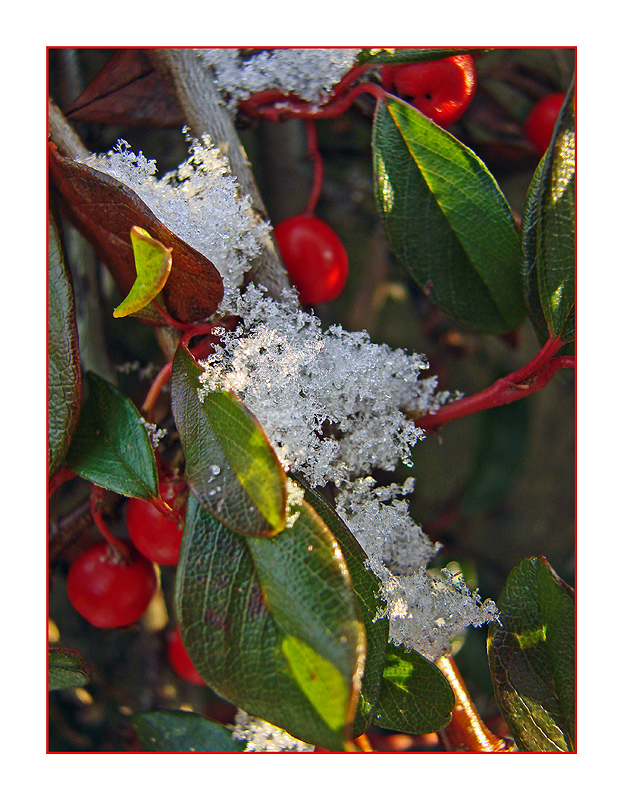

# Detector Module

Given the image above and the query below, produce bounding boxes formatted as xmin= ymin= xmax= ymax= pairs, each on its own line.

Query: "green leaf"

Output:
xmin=113 ymin=226 xmax=173 ymax=318
xmin=358 ymin=48 xmax=486 ymax=65
xmin=48 ymin=647 xmax=92 ymax=691
xmin=373 ymin=96 xmax=525 ymax=335
xmin=487 ymin=556 xmax=575 ymax=752
xmin=170 ymin=343 xmax=286 ymax=537
xmin=174 ymin=494 xmax=365 ymax=751
xmin=374 ymin=643 xmax=454 ymax=734
xmin=520 ymin=157 xmax=551 ymax=344
xmin=48 ymin=212 xmax=82 ymax=476
xmin=65 ymin=372 xmax=159 ymax=499
xmin=521 ymin=80 xmax=575 ymax=343
xmin=292 ymin=475 xmax=388 ymax=737
xmin=131 ymin=710 xmax=245 ymax=752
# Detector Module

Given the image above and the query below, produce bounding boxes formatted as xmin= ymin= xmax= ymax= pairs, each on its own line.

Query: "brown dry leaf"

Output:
xmin=49 ymin=142 xmax=223 ymax=324
xmin=65 ymin=49 xmax=184 ymax=128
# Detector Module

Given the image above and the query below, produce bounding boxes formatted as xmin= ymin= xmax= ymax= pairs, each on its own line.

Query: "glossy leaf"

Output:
xmin=48 ymin=647 xmax=92 ymax=691
xmin=66 ymin=372 xmax=159 ymax=499
xmin=174 ymin=494 xmax=365 ymax=751
xmin=373 ymin=96 xmax=525 ymax=334
xmin=293 ymin=474 xmax=388 ymax=737
xmin=170 ymin=343 xmax=286 ymax=537
xmin=131 ymin=710 xmax=245 ymax=752
xmin=113 ymin=226 xmax=172 ymax=318
xmin=374 ymin=643 xmax=454 ymax=734
xmin=487 ymin=556 xmax=575 ymax=752
xmin=48 ymin=212 xmax=82 ymax=476
xmin=48 ymin=142 xmax=223 ymax=324
xmin=521 ymin=80 xmax=575 ymax=343
xmin=358 ymin=48 xmax=486 ymax=65
xmin=520 ymin=157 xmax=551 ymax=344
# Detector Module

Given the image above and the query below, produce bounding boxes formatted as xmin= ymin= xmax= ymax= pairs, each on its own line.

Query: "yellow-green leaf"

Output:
xmin=113 ymin=226 xmax=172 ymax=318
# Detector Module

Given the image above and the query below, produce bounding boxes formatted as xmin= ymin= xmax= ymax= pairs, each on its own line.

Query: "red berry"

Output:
xmin=381 ymin=55 xmax=477 ymax=127
xmin=126 ymin=483 xmax=185 ymax=566
xmin=166 ymin=627 xmax=205 ymax=685
xmin=523 ymin=92 xmax=566 ymax=157
xmin=273 ymin=215 xmax=348 ymax=306
xmin=67 ymin=542 xmax=157 ymax=628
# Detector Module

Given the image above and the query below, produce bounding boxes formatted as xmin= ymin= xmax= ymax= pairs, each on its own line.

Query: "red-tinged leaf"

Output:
xmin=48 ymin=142 xmax=224 ymax=324
xmin=65 ymin=49 xmax=184 ymax=128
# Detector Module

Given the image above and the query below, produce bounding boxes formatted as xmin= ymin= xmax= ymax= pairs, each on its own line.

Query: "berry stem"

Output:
xmin=303 ymin=120 xmax=323 ymax=216
xmin=353 ymin=733 xmax=374 ymax=752
xmin=150 ymin=493 xmax=182 ymax=523
xmin=48 ymin=465 xmax=76 ymax=497
xmin=89 ymin=484 xmax=131 ymax=561
xmin=250 ymin=82 xmax=388 ymax=122
xmin=436 ymin=656 xmax=513 ymax=752
xmin=142 ymin=322 xmax=236 ymax=422
xmin=412 ymin=335 xmax=574 ymax=432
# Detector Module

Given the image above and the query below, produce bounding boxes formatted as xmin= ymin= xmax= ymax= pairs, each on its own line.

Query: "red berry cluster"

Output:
xmin=66 ymin=479 xmax=186 ymax=629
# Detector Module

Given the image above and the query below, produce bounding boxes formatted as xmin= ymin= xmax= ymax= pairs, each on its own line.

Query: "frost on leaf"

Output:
xmin=81 ymin=133 xmax=270 ymax=311
xmin=196 ymin=48 xmax=360 ymax=109
xmin=336 ymin=478 xmax=498 ymax=660
xmin=198 ymin=285 xmax=450 ymax=487
xmin=229 ymin=710 xmax=314 ymax=752
xmin=195 ymin=286 xmax=494 ymax=659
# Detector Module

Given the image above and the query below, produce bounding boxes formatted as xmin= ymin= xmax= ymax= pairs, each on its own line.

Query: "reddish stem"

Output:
xmin=250 ymin=81 xmax=388 ymax=122
xmin=49 ymin=465 xmax=76 ymax=497
xmin=327 ymin=63 xmax=371 ymax=100
xmin=414 ymin=336 xmax=574 ymax=432
xmin=304 ymin=120 xmax=324 ymax=216
xmin=141 ymin=335 xmax=220 ymax=422
xmin=436 ymin=656 xmax=513 ymax=752
xmin=89 ymin=484 xmax=131 ymax=561
xmin=150 ymin=302 xmax=192 ymax=330
xmin=150 ymin=493 xmax=182 ymax=522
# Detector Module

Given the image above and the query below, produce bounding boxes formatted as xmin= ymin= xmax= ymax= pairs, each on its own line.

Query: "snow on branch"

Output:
xmin=196 ymin=48 xmax=360 ymax=108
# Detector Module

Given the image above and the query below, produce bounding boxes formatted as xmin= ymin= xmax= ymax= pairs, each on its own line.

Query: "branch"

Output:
xmin=148 ymin=49 xmax=293 ymax=301
xmin=436 ymin=656 xmax=514 ymax=752
xmin=412 ymin=336 xmax=574 ymax=432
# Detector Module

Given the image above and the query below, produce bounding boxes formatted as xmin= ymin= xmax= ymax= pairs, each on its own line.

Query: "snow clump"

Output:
xmin=80 ymin=132 xmax=270 ymax=311
xmin=195 ymin=48 xmax=360 ymax=109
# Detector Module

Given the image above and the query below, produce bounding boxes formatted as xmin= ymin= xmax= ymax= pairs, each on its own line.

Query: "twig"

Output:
xmin=148 ymin=49 xmax=292 ymax=301
xmin=412 ymin=335 xmax=574 ymax=431
xmin=436 ymin=656 xmax=514 ymax=752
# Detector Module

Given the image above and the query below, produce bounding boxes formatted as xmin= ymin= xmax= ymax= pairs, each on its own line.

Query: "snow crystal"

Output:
xmin=229 ymin=709 xmax=314 ymax=752
xmin=198 ymin=285 xmax=450 ymax=487
xmin=336 ymin=478 xmax=498 ymax=660
xmin=195 ymin=48 xmax=360 ymax=109
xmin=81 ymin=133 xmax=270 ymax=312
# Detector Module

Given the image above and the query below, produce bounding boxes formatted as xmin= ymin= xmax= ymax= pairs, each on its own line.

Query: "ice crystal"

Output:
xmin=198 ymin=285 xmax=450 ymax=487
xmin=139 ymin=418 xmax=168 ymax=448
xmin=229 ymin=710 xmax=314 ymax=752
xmin=81 ymin=133 xmax=270 ymax=311
xmin=195 ymin=48 xmax=360 ymax=109
xmin=336 ymin=478 xmax=498 ymax=660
